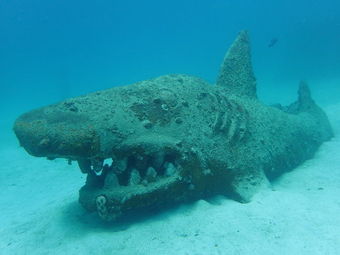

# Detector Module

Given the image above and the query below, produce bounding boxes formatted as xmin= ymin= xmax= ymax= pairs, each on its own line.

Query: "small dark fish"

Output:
xmin=268 ymin=38 xmax=278 ymax=48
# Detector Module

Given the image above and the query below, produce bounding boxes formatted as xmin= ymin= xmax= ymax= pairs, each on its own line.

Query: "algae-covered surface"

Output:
xmin=11 ymin=32 xmax=334 ymax=222
xmin=0 ymin=104 xmax=339 ymax=254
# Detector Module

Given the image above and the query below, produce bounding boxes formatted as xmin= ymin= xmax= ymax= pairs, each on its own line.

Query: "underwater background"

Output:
xmin=0 ymin=0 xmax=340 ymax=254
xmin=1 ymin=0 xmax=340 ymax=141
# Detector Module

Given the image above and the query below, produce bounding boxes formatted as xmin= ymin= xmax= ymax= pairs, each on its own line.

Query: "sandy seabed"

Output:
xmin=0 ymin=104 xmax=339 ymax=255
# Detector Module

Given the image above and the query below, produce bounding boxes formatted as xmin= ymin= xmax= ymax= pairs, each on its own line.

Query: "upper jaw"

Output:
xmin=13 ymin=108 xmax=100 ymax=159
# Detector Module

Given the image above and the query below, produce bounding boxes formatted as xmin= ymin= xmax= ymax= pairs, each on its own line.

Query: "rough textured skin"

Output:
xmin=217 ymin=30 xmax=257 ymax=99
xmin=13 ymin=31 xmax=333 ymax=221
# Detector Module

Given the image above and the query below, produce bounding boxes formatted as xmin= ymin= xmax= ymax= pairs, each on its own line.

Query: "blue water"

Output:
xmin=1 ymin=0 xmax=340 ymax=137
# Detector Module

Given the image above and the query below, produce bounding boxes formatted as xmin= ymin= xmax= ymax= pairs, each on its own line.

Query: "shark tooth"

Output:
xmin=128 ymin=168 xmax=141 ymax=186
xmin=104 ymin=170 xmax=119 ymax=188
xmin=145 ymin=166 xmax=157 ymax=182
xmin=165 ymin=162 xmax=177 ymax=176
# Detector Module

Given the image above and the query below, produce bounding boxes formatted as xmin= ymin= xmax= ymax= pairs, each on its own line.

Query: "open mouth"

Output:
xmin=77 ymin=142 xmax=187 ymax=220
xmin=110 ymin=151 xmax=180 ymax=187
xmin=78 ymin=145 xmax=182 ymax=189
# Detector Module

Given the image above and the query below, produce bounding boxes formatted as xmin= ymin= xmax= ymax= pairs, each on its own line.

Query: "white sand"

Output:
xmin=0 ymin=105 xmax=339 ymax=255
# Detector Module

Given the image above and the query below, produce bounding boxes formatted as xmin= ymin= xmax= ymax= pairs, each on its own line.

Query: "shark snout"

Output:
xmin=13 ymin=107 xmax=100 ymax=158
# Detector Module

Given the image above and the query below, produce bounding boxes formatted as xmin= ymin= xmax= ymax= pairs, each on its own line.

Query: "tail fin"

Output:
xmin=216 ymin=30 xmax=257 ymax=99
xmin=286 ymin=81 xmax=316 ymax=113
xmin=297 ymin=81 xmax=315 ymax=110
xmin=284 ymin=81 xmax=333 ymax=141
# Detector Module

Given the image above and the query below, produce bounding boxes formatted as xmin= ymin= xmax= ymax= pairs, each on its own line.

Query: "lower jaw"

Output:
xmin=78 ymin=174 xmax=190 ymax=221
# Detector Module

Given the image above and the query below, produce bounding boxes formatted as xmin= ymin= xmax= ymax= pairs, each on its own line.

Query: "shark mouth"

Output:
xmin=77 ymin=143 xmax=187 ymax=220
xmin=78 ymin=148 xmax=182 ymax=187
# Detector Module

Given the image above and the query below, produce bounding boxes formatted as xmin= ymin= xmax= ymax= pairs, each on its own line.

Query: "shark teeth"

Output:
xmin=128 ymin=168 xmax=142 ymax=186
xmin=104 ymin=169 xmax=119 ymax=188
xmin=145 ymin=166 xmax=157 ymax=182
xmin=79 ymin=150 xmax=180 ymax=189
xmin=164 ymin=162 xmax=176 ymax=176
xmin=100 ymin=151 xmax=180 ymax=188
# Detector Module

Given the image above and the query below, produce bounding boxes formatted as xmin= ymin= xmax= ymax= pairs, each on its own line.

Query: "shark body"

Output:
xmin=13 ymin=31 xmax=333 ymax=221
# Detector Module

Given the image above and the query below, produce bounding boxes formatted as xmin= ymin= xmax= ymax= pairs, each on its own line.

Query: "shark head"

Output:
xmin=14 ymin=74 xmax=233 ymax=220
xmin=13 ymin=31 xmax=267 ymax=221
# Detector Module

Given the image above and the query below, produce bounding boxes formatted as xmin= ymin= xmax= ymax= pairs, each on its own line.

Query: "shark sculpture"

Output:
xmin=13 ymin=31 xmax=333 ymax=221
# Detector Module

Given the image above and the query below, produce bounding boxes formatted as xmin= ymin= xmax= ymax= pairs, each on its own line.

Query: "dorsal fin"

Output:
xmin=298 ymin=81 xmax=313 ymax=104
xmin=216 ymin=30 xmax=257 ymax=99
xmin=297 ymin=81 xmax=316 ymax=111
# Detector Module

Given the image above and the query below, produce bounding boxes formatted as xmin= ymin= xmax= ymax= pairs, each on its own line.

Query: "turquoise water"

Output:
xmin=1 ymin=1 xmax=340 ymax=254
xmin=1 ymin=0 xmax=340 ymax=129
